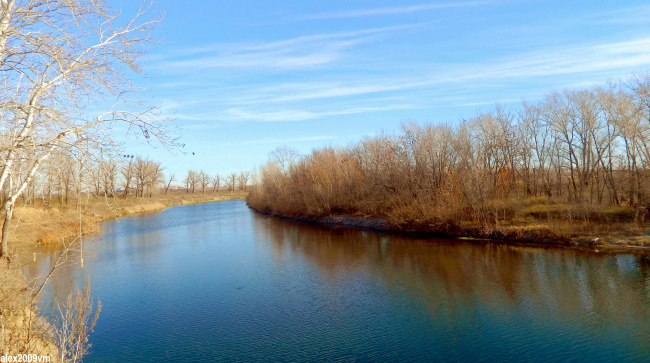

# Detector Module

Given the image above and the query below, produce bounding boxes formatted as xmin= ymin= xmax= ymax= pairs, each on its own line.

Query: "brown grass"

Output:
xmin=5 ymin=190 xmax=247 ymax=263
xmin=1 ymin=261 xmax=59 ymax=360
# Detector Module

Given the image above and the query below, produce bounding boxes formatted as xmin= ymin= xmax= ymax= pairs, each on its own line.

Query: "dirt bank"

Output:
xmin=248 ymin=204 xmax=650 ymax=254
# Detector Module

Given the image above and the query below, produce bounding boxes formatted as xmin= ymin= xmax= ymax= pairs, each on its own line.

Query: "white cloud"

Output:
xmin=476 ymin=37 xmax=650 ymax=79
xmin=586 ymin=5 xmax=650 ymax=24
xmin=227 ymin=80 xmax=433 ymax=105
xmin=221 ymin=104 xmax=421 ymax=122
xmin=241 ymin=136 xmax=335 ymax=145
xmin=226 ymin=36 xmax=650 ymax=106
xmin=153 ymin=24 xmax=422 ymax=72
xmin=453 ymin=98 xmax=521 ymax=107
xmin=299 ymin=1 xmax=492 ymax=20
xmin=153 ymin=32 xmax=650 ymax=126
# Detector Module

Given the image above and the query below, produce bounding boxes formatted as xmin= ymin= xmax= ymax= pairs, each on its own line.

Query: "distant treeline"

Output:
xmin=4 ymin=151 xmax=251 ymax=206
xmin=248 ymin=74 xmax=650 ymax=235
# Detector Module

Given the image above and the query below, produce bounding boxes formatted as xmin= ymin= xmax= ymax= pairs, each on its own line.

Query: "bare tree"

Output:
xmin=211 ymin=175 xmax=221 ymax=192
xmin=133 ymin=157 xmax=163 ymax=198
xmin=121 ymin=156 xmax=135 ymax=198
xmin=164 ymin=172 xmax=175 ymax=194
xmin=99 ymin=160 xmax=118 ymax=198
xmin=269 ymin=147 xmax=300 ymax=174
xmin=228 ymin=173 xmax=237 ymax=191
xmin=144 ymin=159 xmax=163 ymax=197
xmin=199 ymin=170 xmax=209 ymax=193
xmin=0 ymin=0 xmax=176 ymax=259
xmin=185 ymin=170 xmax=199 ymax=193
xmin=239 ymin=171 xmax=251 ymax=190
xmin=249 ymin=74 xmax=650 ymax=227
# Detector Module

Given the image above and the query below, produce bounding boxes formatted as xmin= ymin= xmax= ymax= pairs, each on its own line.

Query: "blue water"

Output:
xmin=28 ymin=199 xmax=650 ymax=361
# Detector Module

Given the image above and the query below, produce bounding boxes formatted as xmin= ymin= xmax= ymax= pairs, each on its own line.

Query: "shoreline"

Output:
xmin=7 ymin=191 xmax=248 ymax=262
xmin=247 ymin=204 xmax=650 ymax=254
xmin=0 ymin=192 xmax=246 ymax=361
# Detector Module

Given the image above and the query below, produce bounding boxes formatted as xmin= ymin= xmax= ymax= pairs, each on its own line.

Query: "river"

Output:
xmin=27 ymin=199 xmax=650 ymax=362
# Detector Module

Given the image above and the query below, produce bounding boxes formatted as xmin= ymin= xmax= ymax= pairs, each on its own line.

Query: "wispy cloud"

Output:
xmin=453 ymin=98 xmax=521 ymax=107
xmin=159 ymin=42 xmax=348 ymax=71
xmin=241 ymin=136 xmax=335 ymax=145
xmin=221 ymin=104 xmax=421 ymax=122
xmin=586 ymin=5 xmax=650 ymax=24
xmin=227 ymin=80 xmax=432 ymax=105
xmin=299 ymin=1 xmax=491 ymax=20
xmin=152 ymin=24 xmax=422 ymax=72
xmin=228 ymin=37 xmax=650 ymax=105
xmin=155 ymin=32 xmax=650 ymax=126
xmin=222 ymin=36 xmax=650 ymax=108
xmin=473 ymin=37 xmax=650 ymax=79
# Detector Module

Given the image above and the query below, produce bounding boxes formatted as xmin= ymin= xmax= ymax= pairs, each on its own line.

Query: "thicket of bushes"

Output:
xmin=248 ymin=75 xmax=650 ymax=238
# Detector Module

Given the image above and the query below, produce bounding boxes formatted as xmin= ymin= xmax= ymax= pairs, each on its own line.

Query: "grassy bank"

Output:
xmin=5 ymin=190 xmax=247 ymax=260
xmin=247 ymin=198 xmax=650 ymax=252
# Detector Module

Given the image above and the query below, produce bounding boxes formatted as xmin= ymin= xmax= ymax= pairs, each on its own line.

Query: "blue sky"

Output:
xmin=119 ymin=0 xmax=650 ymax=180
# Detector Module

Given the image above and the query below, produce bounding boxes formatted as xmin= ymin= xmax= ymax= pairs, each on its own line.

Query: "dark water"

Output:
xmin=27 ymin=199 xmax=650 ymax=362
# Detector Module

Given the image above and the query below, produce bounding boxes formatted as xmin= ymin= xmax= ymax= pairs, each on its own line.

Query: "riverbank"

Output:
xmin=28 ymin=196 xmax=650 ymax=361
xmin=247 ymin=203 xmax=650 ymax=253
xmin=6 ymin=191 xmax=247 ymax=261
xmin=1 ymin=191 xmax=246 ymax=360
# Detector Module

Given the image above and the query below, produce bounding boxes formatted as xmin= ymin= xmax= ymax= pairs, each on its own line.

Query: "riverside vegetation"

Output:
xmin=248 ymin=75 xmax=650 ymax=250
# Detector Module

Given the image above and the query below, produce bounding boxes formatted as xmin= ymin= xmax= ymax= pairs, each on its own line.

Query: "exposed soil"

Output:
xmin=249 ymin=205 xmax=650 ymax=254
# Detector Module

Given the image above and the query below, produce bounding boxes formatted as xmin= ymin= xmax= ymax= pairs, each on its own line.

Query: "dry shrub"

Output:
xmin=495 ymin=224 xmax=556 ymax=240
xmin=1 ymin=265 xmax=59 ymax=360
xmin=123 ymin=202 xmax=166 ymax=215
xmin=522 ymin=196 xmax=561 ymax=207
xmin=51 ymin=280 xmax=101 ymax=363
xmin=587 ymin=206 xmax=636 ymax=223
xmin=521 ymin=202 xmax=636 ymax=224
xmin=38 ymin=218 xmax=99 ymax=245
xmin=521 ymin=203 xmax=582 ymax=220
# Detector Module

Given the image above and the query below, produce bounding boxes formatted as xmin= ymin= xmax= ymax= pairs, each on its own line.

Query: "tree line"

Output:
xmin=3 ymin=151 xmax=251 ymax=207
xmin=249 ymin=74 xmax=650 ymax=229
xmin=182 ymin=169 xmax=251 ymax=194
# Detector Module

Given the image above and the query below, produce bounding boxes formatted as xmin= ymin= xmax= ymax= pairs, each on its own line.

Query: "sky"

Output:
xmin=116 ymin=0 xmax=650 ymax=180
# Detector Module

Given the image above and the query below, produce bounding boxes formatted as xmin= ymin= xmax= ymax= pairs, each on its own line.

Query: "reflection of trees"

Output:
xmin=254 ymin=213 xmax=650 ymax=340
xmin=26 ymin=217 xmax=166 ymax=307
xmin=254 ymin=214 xmax=370 ymax=273
xmin=25 ymin=239 xmax=95 ymax=306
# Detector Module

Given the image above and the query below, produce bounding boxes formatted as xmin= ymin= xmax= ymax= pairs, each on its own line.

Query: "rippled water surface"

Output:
xmin=29 ymin=199 xmax=650 ymax=361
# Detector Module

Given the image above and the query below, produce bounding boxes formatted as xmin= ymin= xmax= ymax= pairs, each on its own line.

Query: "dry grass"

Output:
xmin=37 ymin=219 xmax=100 ymax=246
xmin=5 ymin=190 xmax=247 ymax=260
xmin=493 ymin=224 xmax=556 ymax=240
xmin=1 ymin=263 xmax=59 ymax=360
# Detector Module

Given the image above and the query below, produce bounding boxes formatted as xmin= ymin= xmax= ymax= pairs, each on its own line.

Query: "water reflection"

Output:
xmin=25 ymin=201 xmax=650 ymax=362
xmin=254 ymin=213 xmax=650 ymax=359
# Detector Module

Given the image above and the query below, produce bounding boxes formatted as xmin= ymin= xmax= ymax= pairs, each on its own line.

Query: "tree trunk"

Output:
xmin=1 ymin=203 xmax=14 ymax=259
